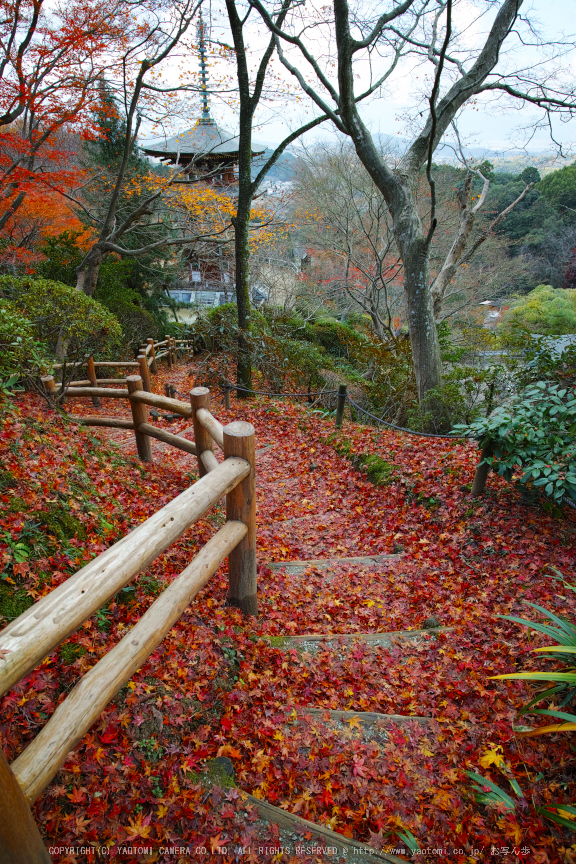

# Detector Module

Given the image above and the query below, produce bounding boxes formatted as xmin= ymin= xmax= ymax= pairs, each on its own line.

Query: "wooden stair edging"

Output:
xmin=265 ymin=553 xmax=402 ymax=572
xmin=299 ymin=708 xmax=432 ymax=726
xmin=264 ymin=626 xmax=453 ymax=650
xmin=242 ymin=792 xmax=407 ymax=864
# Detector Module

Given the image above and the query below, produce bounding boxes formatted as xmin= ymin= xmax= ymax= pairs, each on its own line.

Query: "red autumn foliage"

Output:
xmin=1 ymin=361 xmax=575 ymax=863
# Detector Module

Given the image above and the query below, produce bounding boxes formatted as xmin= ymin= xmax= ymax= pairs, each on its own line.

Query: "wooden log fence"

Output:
xmin=0 ymin=390 xmax=257 ymax=856
xmin=44 ymin=338 xmax=193 ymax=402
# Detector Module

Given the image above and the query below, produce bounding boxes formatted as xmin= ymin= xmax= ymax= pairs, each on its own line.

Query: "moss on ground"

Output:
xmin=0 ymin=468 xmax=17 ymax=491
xmin=58 ymin=642 xmax=87 ymax=664
xmin=0 ymin=583 xmax=33 ymax=622
xmin=35 ymin=505 xmax=86 ymax=541
xmin=327 ymin=435 xmax=401 ymax=487
xmin=188 ymin=757 xmax=237 ymax=789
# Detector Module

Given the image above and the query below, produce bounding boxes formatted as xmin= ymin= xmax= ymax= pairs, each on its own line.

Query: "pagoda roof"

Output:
xmin=143 ymin=120 xmax=264 ymax=162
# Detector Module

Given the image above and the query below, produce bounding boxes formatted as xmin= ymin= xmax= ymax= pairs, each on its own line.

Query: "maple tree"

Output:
xmin=0 ymin=0 xmax=129 ymax=235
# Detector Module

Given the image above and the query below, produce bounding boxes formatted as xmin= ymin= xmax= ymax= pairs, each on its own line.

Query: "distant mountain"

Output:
xmin=251 ymin=147 xmax=299 ymax=182
xmin=371 ymin=134 xmax=574 ymax=177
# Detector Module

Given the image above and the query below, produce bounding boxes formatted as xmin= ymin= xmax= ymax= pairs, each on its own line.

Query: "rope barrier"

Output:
xmin=345 ymin=395 xmax=465 ymax=440
xmin=225 ymin=381 xmax=339 ymax=398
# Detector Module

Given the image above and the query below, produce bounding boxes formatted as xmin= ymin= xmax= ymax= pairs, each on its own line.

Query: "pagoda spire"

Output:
xmin=197 ymin=12 xmax=212 ymax=125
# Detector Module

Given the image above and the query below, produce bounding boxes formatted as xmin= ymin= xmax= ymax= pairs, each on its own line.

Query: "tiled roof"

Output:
xmin=143 ymin=120 xmax=264 ymax=159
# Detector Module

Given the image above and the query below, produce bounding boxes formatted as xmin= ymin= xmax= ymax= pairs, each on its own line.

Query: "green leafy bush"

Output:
xmin=499 ymin=285 xmax=576 ymax=335
xmin=302 ymin=318 xmax=364 ymax=358
xmin=492 ymin=569 xmax=576 ymax=832
xmin=0 ymin=299 xmax=49 ymax=379
xmin=188 ymin=303 xmax=330 ymax=392
xmin=514 ymin=336 xmax=576 ymax=390
xmin=454 ymin=381 xmax=576 ymax=503
xmin=0 ymin=276 xmax=122 ymax=359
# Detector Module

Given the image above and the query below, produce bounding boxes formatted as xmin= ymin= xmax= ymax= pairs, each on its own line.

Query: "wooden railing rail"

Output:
xmin=0 ymin=417 xmax=256 ymax=861
xmin=91 ymin=361 xmax=140 ymax=368
xmin=129 ymin=389 xmax=192 ymax=418
xmin=64 ymin=386 xmax=129 ymax=399
xmin=0 ymin=455 xmax=250 ymax=698
xmin=1 ymin=377 xmax=257 ymax=856
xmin=68 ymin=415 xmax=135 ymax=430
xmin=12 ymin=519 xmax=247 ymax=804
xmin=196 ymin=407 xmax=225 ymax=450
xmin=137 ymin=422 xmax=197 ymax=456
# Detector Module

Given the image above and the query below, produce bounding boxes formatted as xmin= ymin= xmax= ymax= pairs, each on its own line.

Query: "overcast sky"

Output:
xmin=144 ymin=0 xmax=576 ymax=162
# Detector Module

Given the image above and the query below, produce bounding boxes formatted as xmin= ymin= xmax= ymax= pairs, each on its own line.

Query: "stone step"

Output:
xmin=265 ymin=626 xmax=451 ymax=652
xmin=241 ymin=792 xmax=406 ymax=864
xmin=293 ymin=707 xmax=432 ymax=727
xmin=267 ymin=510 xmax=339 ymax=528
xmin=265 ymin=553 xmax=401 ymax=573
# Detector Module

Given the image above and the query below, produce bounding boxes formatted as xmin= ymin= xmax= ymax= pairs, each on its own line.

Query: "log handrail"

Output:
xmin=201 ymin=449 xmax=219 ymax=473
xmin=138 ymin=422 xmax=197 ymax=455
xmin=0 ymin=455 xmax=250 ymax=698
xmin=91 ymin=361 xmax=140 ymax=368
xmin=129 ymin=390 xmax=192 ymax=418
xmin=68 ymin=415 xmax=135 ymax=430
xmin=12 ymin=519 xmax=247 ymax=803
xmin=65 ymin=387 xmax=129 ymax=398
xmin=196 ymin=407 xmax=224 ymax=450
xmin=79 ymin=377 xmax=131 ymax=386
xmin=1 ymin=380 xmax=257 ymax=855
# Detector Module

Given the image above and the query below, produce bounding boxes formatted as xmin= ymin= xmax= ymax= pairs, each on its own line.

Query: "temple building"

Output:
xmin=143 ymin=16 xmax=265 ymax=315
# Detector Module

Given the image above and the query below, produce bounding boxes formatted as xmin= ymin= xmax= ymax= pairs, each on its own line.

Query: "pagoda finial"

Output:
xmin=197 ymin=12 xmax=212 ymax=125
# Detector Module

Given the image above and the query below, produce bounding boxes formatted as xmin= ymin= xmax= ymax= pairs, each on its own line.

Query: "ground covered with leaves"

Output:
xmin=1 ymin=362 xmax=576 ymax=864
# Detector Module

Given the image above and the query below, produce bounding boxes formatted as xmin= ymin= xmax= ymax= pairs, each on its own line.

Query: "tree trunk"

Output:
xmin=232 ymin=75 xmax=255 ymax=397
xmin=334 ymin=107 xmax=444 ymax=409
xmin=233 ymin=201 xmax=253 ymax=397
xmin=400 ymin=237 xmax=443 ymax=403
xmin=76 ymin=251 xmax=103 ymax=296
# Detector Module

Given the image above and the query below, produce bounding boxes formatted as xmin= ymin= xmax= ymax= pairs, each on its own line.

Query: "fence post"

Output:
xmin=147 ymin=338 xmax=157 ymax=374
xmin=165 ymin=335 xmax=173 ymax=369
xmin=223 ymin=421 xmax=257 ymax=616
xmin=138 ymin=354 xmax=152 ymax=393
xmin=471 ymin=443 xmax=492 ymax=496
xmin=85 ymin=355 xmax=100 ymax=407
xmin=223 ymin=382 xmax=231 ymax=411
xmin=171 ymin=336 xmax=177 ymax=365
xmin=191 ymin=387 xmax=213 ymax=478
xmin=335 ymin=384 xmax=347 ymax=429
xmin=126 ymin=375 xmax=153 ymax=462
xmin=40 ymin=375 xmax=57 ymax=399
xmin=0 ymin=748 xmax=51 ymax=864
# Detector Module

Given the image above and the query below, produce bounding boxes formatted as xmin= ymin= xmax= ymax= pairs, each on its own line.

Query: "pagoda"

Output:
xmin=143 ymin=16 xmax=263 ymax=186
xmin=143 ymin=15 xmax=266 ymax=311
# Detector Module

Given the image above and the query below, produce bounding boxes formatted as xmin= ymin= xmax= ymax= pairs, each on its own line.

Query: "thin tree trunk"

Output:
xmin=400 ymin=237 xmax=443 ymax=402
xmin=233 ymin=199 xmax=253 ymax=396
xmin=76 ymin=250 xmax=103 ymax=296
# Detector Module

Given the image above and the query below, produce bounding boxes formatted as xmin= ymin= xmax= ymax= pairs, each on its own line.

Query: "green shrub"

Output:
xmin=188 ymin=303 xmax=330 ymax=392
xmin=492 ymin=568 xmax=576 ymax=832
xmin=0 ymin=299 xmax=49 ymax=379
xmin=499 ymin=285 xmax=576 ymax=336
xmin=0 ymin=276 xmax=122 ymax=359
xmin=302 ymin=318 xmax=364 ymax=358
xmin=454 ymin=381 xmax=576 ymax=504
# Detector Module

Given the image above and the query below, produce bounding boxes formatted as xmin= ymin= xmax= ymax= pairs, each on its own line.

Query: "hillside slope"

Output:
xmin=1 ymin=364 xmax=575 ymax=863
